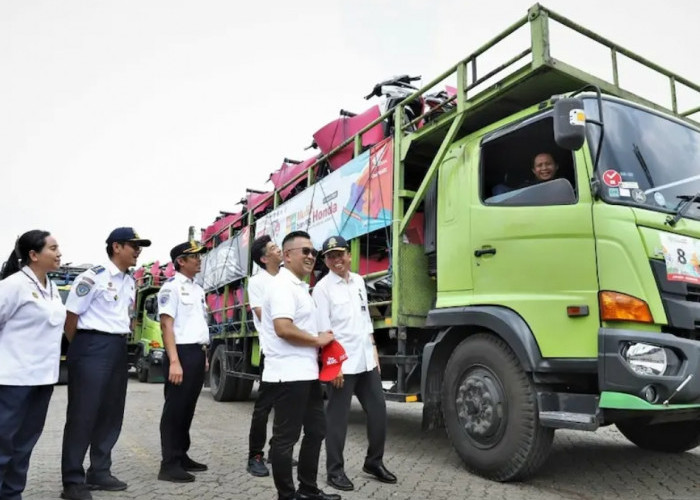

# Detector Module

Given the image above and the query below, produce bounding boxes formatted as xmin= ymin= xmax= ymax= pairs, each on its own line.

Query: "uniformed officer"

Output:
xmin=61 ymin=227 xmax=151 ymax=500
xmin=313 ymin=236 xmax=396 ymax=492
xmin=261 ymin=231 xmax=339 ymax=500
xmin=245 ymin=235 xmax=283 ymax=477
xmin=157 ymin=241 xmax=209 ymax=483
xmin=0 ymin=230 xmax=66 ymax=500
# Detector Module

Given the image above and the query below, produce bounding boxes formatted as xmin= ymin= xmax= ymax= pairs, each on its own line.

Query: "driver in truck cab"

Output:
xmin=492 ymin=151 xmax=560 ymax=195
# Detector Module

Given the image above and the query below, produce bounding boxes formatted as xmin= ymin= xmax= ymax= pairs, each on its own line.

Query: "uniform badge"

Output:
xmin=90 ymin=265 xmax=105 ymax=274
xmin=32 ymin=291 xmax=39 ymax=299
xmin=159 ymin=290 xmax=171 ymax=306
xmin=114 ymin=295 xmax=118 ymax=301
xmin=75 ymin=280 xmax=92 ymax=297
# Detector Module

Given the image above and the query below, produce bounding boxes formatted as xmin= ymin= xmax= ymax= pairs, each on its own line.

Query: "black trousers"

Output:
xmin=248 ymin=353 xmax=275 ymax=459
xmin=248 ymin=381 xmax=275 ymax=459
xmin=0 ymin=385 xmax=53 ymax=500
xmin=325 ymin=367 xmax=386 ymax=475
xmin=62 ymin=332 xmax=127 ymax=485
xmin=160 ymin=344 xmax=206 ymax=469
xmin=268 ymin=380 xmax=325 ymax=500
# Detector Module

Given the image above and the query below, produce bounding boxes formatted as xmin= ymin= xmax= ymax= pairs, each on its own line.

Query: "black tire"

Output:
xmin=210 ymin=345 xmax=237 ymax=401
xmin=442 ymin=334 xmax=553 ymax=482
xmin=229 ymin=344 xmax=254 ymax=401
xmin=136 ymin=355 xmax=148 ymax=383
xmin=616 ymin=420 xmax=700 ymax=452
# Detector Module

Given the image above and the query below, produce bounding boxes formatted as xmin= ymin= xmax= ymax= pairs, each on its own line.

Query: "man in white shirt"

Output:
xmin=61 ymin=227 xmax=151 ymax=500
xmin=313 ymin=236 xmax=396 ymax=492
xmin=261 ymin=231 xmax=339 ymax=500
xmin=157 ymin=241 xmax=210 ymax=483
xmin=245 ymin=235 xmax=282 ymax=477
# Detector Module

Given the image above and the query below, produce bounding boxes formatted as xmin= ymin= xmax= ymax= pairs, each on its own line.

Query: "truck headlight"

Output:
xmin=622 ymin=342 xmax=667 ymax=376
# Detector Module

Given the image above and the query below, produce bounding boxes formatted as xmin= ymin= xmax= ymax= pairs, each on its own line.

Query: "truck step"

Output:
xmin=539 ymin=411 xmax=599 ymax=431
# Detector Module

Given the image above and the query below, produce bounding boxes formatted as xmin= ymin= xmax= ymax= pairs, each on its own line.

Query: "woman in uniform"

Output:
xmin=0 ymin=230 xmax=66 ymax=500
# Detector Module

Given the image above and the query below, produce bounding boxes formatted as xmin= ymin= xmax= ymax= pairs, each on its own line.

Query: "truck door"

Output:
xmin=437 ymin=145 xmax=473 ymax=298
xmin=469 ymin=114 xmax=599 ymax=358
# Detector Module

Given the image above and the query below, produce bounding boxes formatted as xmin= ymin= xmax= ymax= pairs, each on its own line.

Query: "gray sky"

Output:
xmin=2 ymin=0 xmax=699 ymax=266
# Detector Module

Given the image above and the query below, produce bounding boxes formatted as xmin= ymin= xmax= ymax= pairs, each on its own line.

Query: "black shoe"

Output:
xmin=327 ymin=471 xmax=354 ymax=491
xmin=158 ymin=466 xmax=195 ymax=483
xmin=86 ymin=474 xmax=127 ymax=491
xmin=61 ymin=484 xmax=93 ymax=500
xmin=362 ymin=463 xmax=397 ymax=484
xmin=182 ymin=456 xmax=208 ymax=472
xmin=295 ymin=489 xmax=341 ymax=500
xmin=247 ymin=454 xmax=270 ymax=477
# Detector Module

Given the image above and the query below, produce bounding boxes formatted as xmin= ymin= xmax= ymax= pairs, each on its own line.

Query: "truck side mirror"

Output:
xmin=553 ymin=97 xmax=586 ymax=151
xmin=145 ymin=296 xmax=156 ymax=315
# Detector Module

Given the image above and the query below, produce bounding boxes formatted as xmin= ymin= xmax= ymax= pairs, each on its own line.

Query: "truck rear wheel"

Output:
xmin=209 ymin=344 xmax=254 ymax=401
xmin=136 ymin=355 xmax=149 ymax=383
xmin=442 ymin=333 xmax=553 ymax=481
xmin=210 ymin=345 xmax=237 ymax=401
xmin=616 ymin=420 xmax=700 ymax=452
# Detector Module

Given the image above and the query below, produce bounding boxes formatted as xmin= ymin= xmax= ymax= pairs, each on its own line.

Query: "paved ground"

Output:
xmin=23 ymin=377 xmax=700 ymax=500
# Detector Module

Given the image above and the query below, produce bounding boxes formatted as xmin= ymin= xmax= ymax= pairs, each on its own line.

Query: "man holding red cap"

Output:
xmin=261 ymin=230 xmax=339 ymax=500
xmin=313 ymin=235 xmax=396 ymax=492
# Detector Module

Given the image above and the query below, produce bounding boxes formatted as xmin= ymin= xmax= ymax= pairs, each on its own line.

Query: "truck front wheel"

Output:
xmin=616 ymin=420 xmax=700 ymax=452
xmin=442 ymin=333 xmax=553 ymax=481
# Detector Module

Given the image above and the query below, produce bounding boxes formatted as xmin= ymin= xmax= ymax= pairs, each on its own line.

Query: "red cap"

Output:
xmin=319 ymin=340 xmax=348 ymax=382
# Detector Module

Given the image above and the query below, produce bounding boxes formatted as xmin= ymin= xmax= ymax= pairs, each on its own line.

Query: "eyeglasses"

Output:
xmin=286 ymin=247 xmax=318 ymax=258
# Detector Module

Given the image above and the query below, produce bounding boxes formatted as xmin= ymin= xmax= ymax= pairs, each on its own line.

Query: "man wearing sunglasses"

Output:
xmin=313 ymin=236 xmax=395 ymax=492
xmin=260 ymin=231 xmax=340 ymax=500
xmin=61 ymin=227 xmax=151 ymax=500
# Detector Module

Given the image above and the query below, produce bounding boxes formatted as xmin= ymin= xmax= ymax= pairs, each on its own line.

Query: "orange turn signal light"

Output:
xmin=599 ymin=291 xmax=653 ymax=323
xmin=149 ymin=340 xmax=161 ymax=348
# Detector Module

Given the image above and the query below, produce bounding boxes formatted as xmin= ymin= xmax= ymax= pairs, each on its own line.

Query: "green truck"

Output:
xmin=130 ymin=262 xmax=168 ymax=383
xmin=199 ymin=3 xmax=700 ymax=481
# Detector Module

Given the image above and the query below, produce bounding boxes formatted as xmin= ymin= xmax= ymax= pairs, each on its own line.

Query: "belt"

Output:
xmin=76 ymin=329 xmax=128 ymax=338
xmin=177 ymin=343 xmax=208 ymax=351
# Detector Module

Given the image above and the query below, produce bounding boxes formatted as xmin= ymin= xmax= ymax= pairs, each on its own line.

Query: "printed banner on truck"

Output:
xmin=198 ymin=226 xmax=250 ymax=291
xmin=255 ymin=138 xmax=393 ymax=246
xmin=659 ymin=232 xmax=700 ymax=284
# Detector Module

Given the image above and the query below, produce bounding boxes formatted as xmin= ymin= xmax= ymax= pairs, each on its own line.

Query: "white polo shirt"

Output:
xmin=261 ymin=267 xmax=319 ymax=382
xmin=0 ymin=266 xmax=66 ymax=385
xmin=313 ymin=270 xmax=375 ymax=374
xmin=247 ymin=268 xmax=276 ymax=353
xmin=157 ymin=272 xmax=209 ymax=345
xmin=66 ymin=261 xmax=135 ymax=334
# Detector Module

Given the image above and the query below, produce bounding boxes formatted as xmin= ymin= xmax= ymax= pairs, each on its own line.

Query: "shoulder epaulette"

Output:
xmin=166 ymin=277 xmax=175 ymax=282
xmin=90 ymin=265 xmax=106 ymax=274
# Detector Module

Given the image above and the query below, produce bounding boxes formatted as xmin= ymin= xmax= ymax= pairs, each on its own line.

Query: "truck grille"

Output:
xmin=649 ymin=259 xmax=700 ymax=340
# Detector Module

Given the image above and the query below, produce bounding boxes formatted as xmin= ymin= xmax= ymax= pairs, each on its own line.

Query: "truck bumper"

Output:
xmin=599 ymin=327 xmax=700 ymax=407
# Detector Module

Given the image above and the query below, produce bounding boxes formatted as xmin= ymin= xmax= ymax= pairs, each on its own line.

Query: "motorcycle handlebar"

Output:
xmin=365 ymin=75 xmax=422 ymax=99
xmin=339 ymin=109 xmax=357 ymax=117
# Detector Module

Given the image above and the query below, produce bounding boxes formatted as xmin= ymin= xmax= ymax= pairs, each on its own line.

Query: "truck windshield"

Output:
xmin=584 ymin=98 xmax=700 ymax=219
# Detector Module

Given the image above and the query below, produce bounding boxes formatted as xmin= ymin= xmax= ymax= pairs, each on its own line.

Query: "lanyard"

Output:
xmin=21 ymin=269 xmax=54 ymax=301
